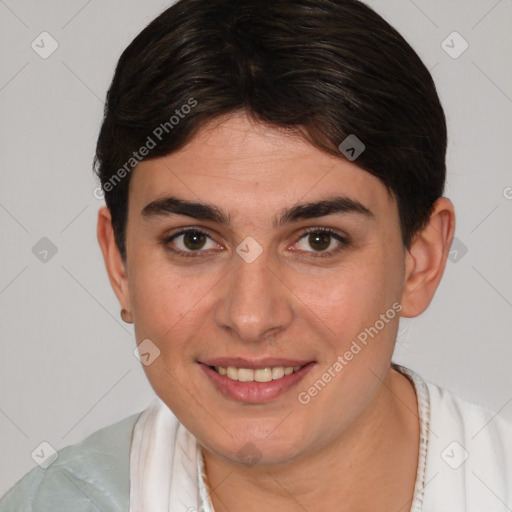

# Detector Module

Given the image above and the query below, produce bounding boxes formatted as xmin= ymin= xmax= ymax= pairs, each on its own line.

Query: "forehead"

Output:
xmin=128 ymin=113 xmax=395 ymax=224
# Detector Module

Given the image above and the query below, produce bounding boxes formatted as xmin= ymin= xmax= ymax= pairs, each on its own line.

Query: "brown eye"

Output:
xmin=164 ymin=228 xmax=221 ymax=257
xmin=307 ymin=232 xmax=331 ymax=251
xmin=182 ymin=231 xmax=208 ymax=250
xmin=294 ymin=228 xmax=350 ymax=257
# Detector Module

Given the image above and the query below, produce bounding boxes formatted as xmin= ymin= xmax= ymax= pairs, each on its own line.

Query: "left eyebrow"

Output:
xmin=141 ymin=194 xmax=374 ymax=228
xmin=274 ymin=196 xmax=374 ymax=227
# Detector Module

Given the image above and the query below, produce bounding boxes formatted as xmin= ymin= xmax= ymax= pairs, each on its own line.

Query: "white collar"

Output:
xmin=129 ymin=364 xmax=429 ymax=512
xmin=129 ymin=396 xmax=202 ymax=512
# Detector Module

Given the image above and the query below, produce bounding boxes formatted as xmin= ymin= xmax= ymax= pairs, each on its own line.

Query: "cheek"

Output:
xmin=292 ymin=249 xmax=404 ymax=428
xmin=129 ymin=246 xmax=184 ymax=318
xmin=129 ymin=264 xmax=206 ymax=411
xmin=290 ymin=250 xmax=402 ymax=345
xmin=129 ymin=255 xmax=188 ymax=348
xmin=129 ymin=254 xmax=222 ymax=360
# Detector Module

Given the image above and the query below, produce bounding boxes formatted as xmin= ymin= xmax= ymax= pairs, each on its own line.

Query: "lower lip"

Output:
xmin=199 ymin=362 xmax=315 ymax=404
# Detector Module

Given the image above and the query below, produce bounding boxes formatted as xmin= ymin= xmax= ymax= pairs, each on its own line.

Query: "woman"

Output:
xmin=2 ymin=0 xmax=511 ymax=510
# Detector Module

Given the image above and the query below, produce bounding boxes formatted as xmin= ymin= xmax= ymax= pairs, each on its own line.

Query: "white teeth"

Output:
xmin=254 ymin=368 xmax=272 ymax=382
xmin=214 ymin=365 xmax=303 ymax=382
xmin=271 ymin=366 xmax=284 ymax=379
xmin=227 ymin=366 xmax=238 ymax=380
xmin=237 ymin=368 xmax=254 ymax=382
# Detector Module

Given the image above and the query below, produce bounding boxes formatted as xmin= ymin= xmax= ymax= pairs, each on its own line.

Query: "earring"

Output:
xmin=120 ymin=308 xmax=133 ymax=324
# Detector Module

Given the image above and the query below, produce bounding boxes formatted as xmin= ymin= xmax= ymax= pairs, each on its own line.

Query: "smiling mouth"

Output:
xmin=210 ymin=365 xmax=304 ymax=382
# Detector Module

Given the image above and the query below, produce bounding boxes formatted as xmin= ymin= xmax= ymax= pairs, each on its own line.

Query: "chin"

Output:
xmin=202 ymin=423 xmax=311 ymax=467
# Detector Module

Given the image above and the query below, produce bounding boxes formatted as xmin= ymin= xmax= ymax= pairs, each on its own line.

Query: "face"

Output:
xmin=121 ymin=113 xmax=408 ymax=465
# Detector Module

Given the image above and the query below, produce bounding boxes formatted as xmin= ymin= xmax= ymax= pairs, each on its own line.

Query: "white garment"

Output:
xmin=129 ymin=364 xmax=512 ymax=512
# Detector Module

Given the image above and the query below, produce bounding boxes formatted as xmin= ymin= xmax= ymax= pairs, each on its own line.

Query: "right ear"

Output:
xmin=96 ymin=206 xmax=132 ymax=317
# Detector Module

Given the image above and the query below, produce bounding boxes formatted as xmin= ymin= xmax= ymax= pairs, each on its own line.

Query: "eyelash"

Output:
xmin=161 ymin=227 xmax=351 ymax=259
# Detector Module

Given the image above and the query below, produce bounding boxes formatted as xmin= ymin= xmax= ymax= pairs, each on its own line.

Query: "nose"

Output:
xmin=214 ymin=245 xmax=293 ymax=344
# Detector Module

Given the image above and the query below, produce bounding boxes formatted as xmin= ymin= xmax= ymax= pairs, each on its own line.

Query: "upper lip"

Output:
xmin=200 ymin=357 xmax=313 ymax=369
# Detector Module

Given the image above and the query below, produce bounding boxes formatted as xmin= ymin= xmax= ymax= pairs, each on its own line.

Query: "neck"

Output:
xmin=202 ymin=366 xmax=420 ymax=512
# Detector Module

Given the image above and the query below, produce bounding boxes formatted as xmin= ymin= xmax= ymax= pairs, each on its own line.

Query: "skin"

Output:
xmin=97 ymin=112 xmax=455 ymax=511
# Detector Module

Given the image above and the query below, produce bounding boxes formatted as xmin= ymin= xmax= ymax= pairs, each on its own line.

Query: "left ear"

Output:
xmin=400 ymin=197 xmax=456 ymax=318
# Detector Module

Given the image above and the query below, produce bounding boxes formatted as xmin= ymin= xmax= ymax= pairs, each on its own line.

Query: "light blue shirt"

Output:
xmin=0 ymin=412 xmax=139 ymax=511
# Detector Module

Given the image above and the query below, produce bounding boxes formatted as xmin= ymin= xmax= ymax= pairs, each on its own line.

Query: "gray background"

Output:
xmin=1 ymin=0 xmax=511 ymax=496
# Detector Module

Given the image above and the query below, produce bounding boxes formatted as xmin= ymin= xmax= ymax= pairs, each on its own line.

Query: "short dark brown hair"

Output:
xmin=94 ymin=0 xmax=447 ymax=262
